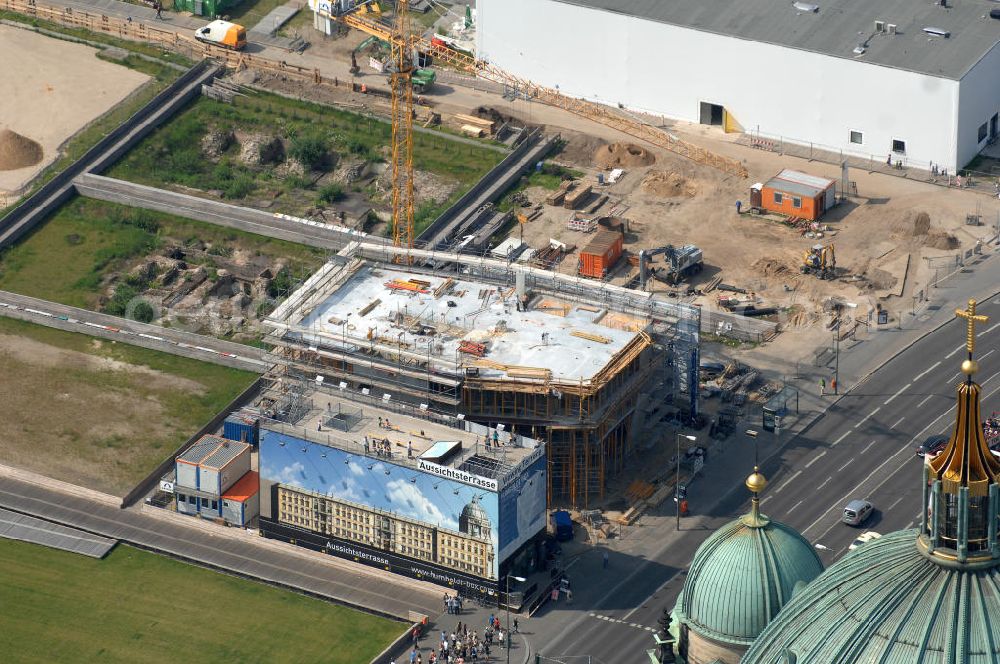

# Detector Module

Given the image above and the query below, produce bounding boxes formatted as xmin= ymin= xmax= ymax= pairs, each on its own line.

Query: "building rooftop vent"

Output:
xmin=793 ymin=2 xmax=819 ymax=12
xmin=923 ymin=27 xmax=951 ymax=38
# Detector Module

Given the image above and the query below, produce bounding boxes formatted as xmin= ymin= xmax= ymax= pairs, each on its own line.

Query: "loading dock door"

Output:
xmin=699 ymin=102 xmax=724 ymax=126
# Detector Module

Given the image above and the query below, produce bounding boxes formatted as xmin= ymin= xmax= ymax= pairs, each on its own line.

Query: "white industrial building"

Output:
xmin=477 ymin=0 xmax=1000 ymax=172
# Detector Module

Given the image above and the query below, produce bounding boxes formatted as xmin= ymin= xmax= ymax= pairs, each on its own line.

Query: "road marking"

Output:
xmin=838 ymin=460 xmax=853 ymax=472
xmin=888 ymin=496 xmax=905 ymax=512
xmin=803 ymin=407 xmax=953 ymax=537
xmin=854 ymin=407 xmax=881 ymax=428
xmin=905 ymin=521 xmax=915 ymax=529
xmin=891 ymin=416 xmax=905 ymax=429
xmin=978 ymin=321 xmax=1000 ymax=338
xmin=790 ymin=499 xmax=804 ymax=513
xmin=761 ymin=495 xmax=772 ymax=505
xmin=804 ymin=451 xmax=827 ymax=468
xmin=832 ymin=431 xmax=850 ymax=446
xmin=861 ymin=440 xmax=877 ymax=455
xmin=914 ymin=361 xmax=943 ymax=380
xmin=981 ymin=349 xmax=996 ymax=361
xmin=946 ymin=346 xmax=964 ymax=359
xmin=815 ymin=476 xmax=832 ymax=491
xmin=884 ymin=383 xmax=912 ymax=405
xmin=771 ymin=470 xmax=802 ymax=495
xmin=916 ymin=394 xmax=935 ymax=408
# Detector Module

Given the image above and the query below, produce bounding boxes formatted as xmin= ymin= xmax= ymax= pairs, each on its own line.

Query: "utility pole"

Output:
xmin=834 ymin=328 xmax=840 ymax=395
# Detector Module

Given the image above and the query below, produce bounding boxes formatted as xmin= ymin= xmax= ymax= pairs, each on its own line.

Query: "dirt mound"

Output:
xmin=0 ymin=129 xmax=43 ymax=171
xmin=924 ymin=229 xmax=959 ymax=250
xmin=201 ymin=129 xmax=235 ymax=160
xmin=239 ymin=133 xmax=284 ymax=165
xmin=753 ymin=257 xmax=793 ymax=277
xmin=891 ymin=210 xmax=932 ymax=236
xmin=594 ymin=142 xmax=655 ymax=169
xmin=641 ymin=170 xmax=698 ymax=198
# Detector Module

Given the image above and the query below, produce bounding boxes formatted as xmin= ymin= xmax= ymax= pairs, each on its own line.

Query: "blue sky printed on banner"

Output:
xmin=259 ymin=430 xmax=500 ymax=571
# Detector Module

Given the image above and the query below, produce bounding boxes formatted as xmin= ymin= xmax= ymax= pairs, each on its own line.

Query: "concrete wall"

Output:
xmin=957 ymin=41 xmax=1000 ymax=170
xmin=477 ymin=0 xmax=962 ymax=170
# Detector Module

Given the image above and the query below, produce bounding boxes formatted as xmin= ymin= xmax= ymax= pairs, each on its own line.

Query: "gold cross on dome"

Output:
xmin=956 ymin=299 xmax=989 ymax=355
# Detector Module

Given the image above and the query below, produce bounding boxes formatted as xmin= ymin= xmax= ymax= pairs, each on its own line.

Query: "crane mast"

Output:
xmin=388 ymin=0 xmax=415 ymax=251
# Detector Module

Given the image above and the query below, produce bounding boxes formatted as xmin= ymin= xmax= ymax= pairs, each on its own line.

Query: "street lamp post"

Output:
xmin=506 ymin=574 xmax=526 ymax=664
xmin=675 ymin=433 xmax=696 ymax=531
xmin=745 ymin=429 xmax=759 ymax=467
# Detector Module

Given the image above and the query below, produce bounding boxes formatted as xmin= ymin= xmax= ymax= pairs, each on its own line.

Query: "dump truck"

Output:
xmin=194 ymin=20 xmax=247 ymax=50
xmin=802 ymin=243 xmax=836 ymax=279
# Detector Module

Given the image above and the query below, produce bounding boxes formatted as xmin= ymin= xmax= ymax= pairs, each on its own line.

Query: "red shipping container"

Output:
xmin=578 ymin=230 xmax=623 ymax=278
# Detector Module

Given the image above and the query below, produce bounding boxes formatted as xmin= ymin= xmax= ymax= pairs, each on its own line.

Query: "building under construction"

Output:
xmin=265 ymin=243 xmax=700 ymax=506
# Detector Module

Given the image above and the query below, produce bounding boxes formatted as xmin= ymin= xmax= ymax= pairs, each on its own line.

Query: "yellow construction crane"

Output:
xmin=327 ymin=7 xmax=748 ymax=179
xmin=386 ymin=0 xmax=415 ymax=251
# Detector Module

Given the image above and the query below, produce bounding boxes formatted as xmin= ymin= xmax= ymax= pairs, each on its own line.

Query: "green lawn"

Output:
xmin=0 ymin=539 xmax=402 ymax=663
xmin=107 ymin=91 xmax=504 ymax=220
xmin=0 ymin=197 xmax=327 ymax=311
xmin=0 ymin=317 xmax=255 ymax=494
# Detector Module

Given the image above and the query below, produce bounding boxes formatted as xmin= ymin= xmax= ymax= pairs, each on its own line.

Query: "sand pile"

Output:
xmin=641 ymin=170 xmax=698 ymax=198
xmin=594 ymin=142 xmax=655 ymax=169
xmin=891 ymin=211 xmax=932 ymax=237
xmin=924 ymin=229 xmax=959 ymax=250
xmin=0 ymin=129 xmax=43 ymax=171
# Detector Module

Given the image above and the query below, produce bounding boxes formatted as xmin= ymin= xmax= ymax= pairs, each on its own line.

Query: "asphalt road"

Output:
xmin=535 ymin=294 xmax=1000 ymax=663
xmin=0 ymin=290 xmax=268 ymax=372
xmin=0 ymin=475 xmax=443 ymax=619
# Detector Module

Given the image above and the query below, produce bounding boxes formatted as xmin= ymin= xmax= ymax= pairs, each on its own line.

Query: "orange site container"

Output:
xmin=578 ymin=229 xmax=623 ymax=278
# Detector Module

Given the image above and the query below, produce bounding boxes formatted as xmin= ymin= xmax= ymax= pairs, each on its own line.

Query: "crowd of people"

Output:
xmin=395 ymin=598 xmax=517 ymax=664
xmin=364 ymin=434 xmax=393 ymax=459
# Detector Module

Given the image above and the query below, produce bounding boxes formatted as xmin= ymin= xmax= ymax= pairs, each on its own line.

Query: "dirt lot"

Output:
xmin=0 ymin=318 xmax=254 ymax=495
xmin=0 ymin=25 xmax=149 ymax=195
xmin=506 ymin=128 xmax=998 ymax=364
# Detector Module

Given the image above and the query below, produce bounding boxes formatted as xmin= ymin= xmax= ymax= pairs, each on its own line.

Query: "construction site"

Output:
xmin=0 ymin=0 xmax=997 ymax=526
xmin=263 ymin=242 xmax=702 ymax=507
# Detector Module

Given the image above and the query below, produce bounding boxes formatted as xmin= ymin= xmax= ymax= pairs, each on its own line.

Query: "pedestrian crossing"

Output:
xmin=588 ymin=612 xmax=656 ymax=632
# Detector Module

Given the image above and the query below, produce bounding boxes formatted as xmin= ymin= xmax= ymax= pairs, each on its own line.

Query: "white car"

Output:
xmin=848 ymin=531 xmax=882 ymax=551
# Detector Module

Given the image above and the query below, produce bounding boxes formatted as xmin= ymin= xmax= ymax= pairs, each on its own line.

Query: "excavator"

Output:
xmin=639 ymin=244 xmax=704 ymax=289
xmin=801 ymin=243 xmax=836 ymax=279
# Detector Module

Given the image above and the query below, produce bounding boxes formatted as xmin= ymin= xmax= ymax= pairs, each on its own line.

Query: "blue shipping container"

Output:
xmin=223 ymin=417 xmax=259 ymax=446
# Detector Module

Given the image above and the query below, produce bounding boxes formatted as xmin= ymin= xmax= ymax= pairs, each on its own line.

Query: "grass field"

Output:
xmin=0 ymin=197 xmax=326 ymax=311
xmin=0 ymin=317 xmax=254 ymax=494
xmin=0 ymin=539 xmax=402 ymax=663
xmin=108 ymin=91 xmax=503 ymax=232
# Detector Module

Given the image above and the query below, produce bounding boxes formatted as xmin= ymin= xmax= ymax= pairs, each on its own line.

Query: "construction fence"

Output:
xmin=737 ymin=129 xmax=1000 ymax=199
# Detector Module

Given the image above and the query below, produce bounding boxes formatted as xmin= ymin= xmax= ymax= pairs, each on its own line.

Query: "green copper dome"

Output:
xmin=673 ymin=511 xmax=824 ymax=646
xmin=742 ymin=529 xmax=1000 ymax=663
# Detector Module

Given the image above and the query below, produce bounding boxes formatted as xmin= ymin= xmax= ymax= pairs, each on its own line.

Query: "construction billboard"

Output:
xmin=498 ymin=447 xmax=547 ymax=562
xmin=258 ymin=430 xmax=504 ymax=591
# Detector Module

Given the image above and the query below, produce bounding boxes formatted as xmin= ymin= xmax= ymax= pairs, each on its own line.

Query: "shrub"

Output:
xmin=131 ymin=301 xmax=155 ymax=323
xmin=316 ymin=183 xmax=345 ymax=204
xmin=290 ymin=134 xmax=329 ymax=170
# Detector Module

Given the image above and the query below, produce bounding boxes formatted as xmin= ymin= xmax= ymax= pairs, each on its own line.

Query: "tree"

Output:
xmin=132 ymin=301 xmax=155 ymax=323
xmin=290 ymin=134 xmax=329 ymax=171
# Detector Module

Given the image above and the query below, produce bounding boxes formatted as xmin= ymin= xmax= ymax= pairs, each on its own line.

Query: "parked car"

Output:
xmin=848 ymin=531 xmax=882 ymax=551
xmin=843 ymin=500 xmax=874 ymax=526
xmin=915 ymin=434 xmax=948 ymax=458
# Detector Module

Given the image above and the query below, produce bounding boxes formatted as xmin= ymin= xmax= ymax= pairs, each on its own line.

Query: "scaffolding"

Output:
xmin=264 ymin=248 xmax=701 ymax=508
